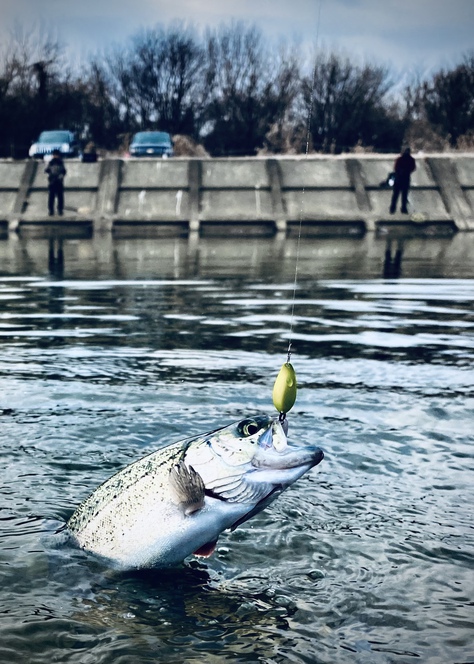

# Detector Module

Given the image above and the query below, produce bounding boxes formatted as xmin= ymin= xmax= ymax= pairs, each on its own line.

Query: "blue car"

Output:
xmin=129 ymin=131 xmax=174 ymax=158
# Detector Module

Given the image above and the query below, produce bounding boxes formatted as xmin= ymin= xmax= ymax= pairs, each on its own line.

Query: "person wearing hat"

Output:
xmin=389 ymin=147 xmax=416 ymax=214
xmin=45 ymin=149 xmax=67 ymax=216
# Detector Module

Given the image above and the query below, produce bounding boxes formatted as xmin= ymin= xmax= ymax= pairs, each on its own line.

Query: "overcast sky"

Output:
xmin=1 ymin=0 xmax=473 ymax=77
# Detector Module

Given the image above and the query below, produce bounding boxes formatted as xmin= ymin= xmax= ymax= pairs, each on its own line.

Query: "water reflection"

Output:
xmin=48 ymin=238 xmax=64 ymax=277
xmin=1 ymin=234 xmax=474 ymax=664
xmin=383 ymin=239 xmax=403 ymax=278
xmin=1 ymin=232 xmax=474 ymax=280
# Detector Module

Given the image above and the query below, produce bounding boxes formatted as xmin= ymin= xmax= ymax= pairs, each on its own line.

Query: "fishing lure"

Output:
xmin=272 ymin=362 xmax=297 ymax=416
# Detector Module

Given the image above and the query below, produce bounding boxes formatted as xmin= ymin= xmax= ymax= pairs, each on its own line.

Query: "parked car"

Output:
xmin=129 ymin=131 xmax=174 ymax=158
xmin=29 ymin=130 xmax=81 ymax=159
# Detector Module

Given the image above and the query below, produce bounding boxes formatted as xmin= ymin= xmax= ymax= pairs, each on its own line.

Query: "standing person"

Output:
xmin=389 ymin=147 xmax=416 ymax=214
xmin=45 ymin=149 xmax=67 ymax=216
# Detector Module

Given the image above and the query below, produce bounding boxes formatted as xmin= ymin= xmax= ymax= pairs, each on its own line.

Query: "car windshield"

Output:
xmin=38 ymin=131 xmax=71 ymax=143
xmin=132 ymin=132 xmax=170 ymax=145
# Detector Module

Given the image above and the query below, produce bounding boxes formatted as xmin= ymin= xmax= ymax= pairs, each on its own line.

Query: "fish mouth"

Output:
xmin=252 ymin=445 xmax=324 ymax=471
xmin=227 ymin=444 xmax=323 ymax=532
xmin=256 ymin=415 xmax=324 ymax=472
xmin=256 ymin=418 xmax=324 ymax=470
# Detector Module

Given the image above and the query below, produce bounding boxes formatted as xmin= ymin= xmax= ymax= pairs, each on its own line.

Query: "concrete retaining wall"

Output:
xmin=1 ymin=154 xmax=473 ymax=238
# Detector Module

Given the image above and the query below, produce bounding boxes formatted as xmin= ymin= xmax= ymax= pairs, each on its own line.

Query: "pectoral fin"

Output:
xmin=169 ymin=462 xmax=205 ymax=515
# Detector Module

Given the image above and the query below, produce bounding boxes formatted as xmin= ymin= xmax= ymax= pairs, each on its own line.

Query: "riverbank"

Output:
xmin=1 ymin=153 xmax=473 ymax=238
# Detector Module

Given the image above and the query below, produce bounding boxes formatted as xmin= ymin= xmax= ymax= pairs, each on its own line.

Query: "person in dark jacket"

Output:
xmin=389 ymin=147 xmax=416 ymax=214
xmin=45 ymin=149 xmax=67 ymax=216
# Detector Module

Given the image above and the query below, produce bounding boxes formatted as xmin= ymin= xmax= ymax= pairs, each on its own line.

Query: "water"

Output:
xmin=1 ymin=234 xmax=474 ymax=664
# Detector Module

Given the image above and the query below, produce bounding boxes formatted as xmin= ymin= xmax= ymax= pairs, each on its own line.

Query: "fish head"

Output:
xmin=185 ymin=415 xmax=323 ymax=523
xmin=206 ymin=415 xmax=289 ymax=466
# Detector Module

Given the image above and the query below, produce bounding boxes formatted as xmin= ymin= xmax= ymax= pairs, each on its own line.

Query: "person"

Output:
xmin=389 ymin=147 xmax=416 ymax=214
xmin=45 ymin=149 xmax=67 ymax=216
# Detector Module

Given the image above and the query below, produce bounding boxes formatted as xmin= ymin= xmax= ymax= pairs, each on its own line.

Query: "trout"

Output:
xmin=68 ymin=415 xmax=324 ymax=569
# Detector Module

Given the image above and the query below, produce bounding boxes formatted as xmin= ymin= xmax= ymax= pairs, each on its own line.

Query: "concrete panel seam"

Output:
xmin=188 ymin=159 xmax=202 ymax=232
xmin=267 ymin=158 xmax=287 ymax=233
xmin=97 ymin=159 xmax=122 ymax=230
xmin=426 ymin=157 xmax=473 ymax=231
xmin=345 ymin=158 xmax=372 ymax=213
xmin=13 ymin=160 xmax=37 ymax=215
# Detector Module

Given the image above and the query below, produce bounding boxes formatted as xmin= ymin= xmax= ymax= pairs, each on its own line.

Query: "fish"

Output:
xmin=67 ymin=414 xmax=324 ymax=570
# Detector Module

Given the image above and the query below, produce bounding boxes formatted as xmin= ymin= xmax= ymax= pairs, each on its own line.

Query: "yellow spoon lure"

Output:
xmin=272 ymin=361 xmax=297 ymax=418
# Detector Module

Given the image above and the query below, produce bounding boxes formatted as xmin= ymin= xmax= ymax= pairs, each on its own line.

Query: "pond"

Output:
xmin=1 ymin=234 xmax=473 ymax=663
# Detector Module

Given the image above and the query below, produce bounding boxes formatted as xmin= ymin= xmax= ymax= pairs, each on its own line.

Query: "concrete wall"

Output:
xmin=1 ymin=154 xmax=473 ymax=238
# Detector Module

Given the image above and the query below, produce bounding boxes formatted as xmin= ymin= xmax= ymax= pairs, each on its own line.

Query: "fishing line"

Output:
xmin=288 ymin=0 xmax=322 ymax=354
xmin=272 ymin=0 xmax=323 ymax=419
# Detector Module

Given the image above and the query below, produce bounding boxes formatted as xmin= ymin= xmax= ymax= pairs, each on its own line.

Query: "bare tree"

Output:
xmin=421 ymin=52 xmax=474 ymax=147
xmin=80 ymin=61 xmax=124 ymax=148
xmin=99 ymin=23 xmax=203 ymax=136
xmin=301 ymin=50 xmax=398 ymax=153
xmin=201 ymin=22 xmax=300 ymax=155
xmin=260 ymin=41 xmax=303 ymax=153
xmin=0 ymin=24 xmax=66 ymax=156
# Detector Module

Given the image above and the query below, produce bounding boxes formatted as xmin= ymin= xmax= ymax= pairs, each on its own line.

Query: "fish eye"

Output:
xmin=238 ymin=419 xmax=261 ymax=437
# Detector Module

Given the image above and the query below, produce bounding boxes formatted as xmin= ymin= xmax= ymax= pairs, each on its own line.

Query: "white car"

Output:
xmin=29 ymin=130 xmax=80 ymax=159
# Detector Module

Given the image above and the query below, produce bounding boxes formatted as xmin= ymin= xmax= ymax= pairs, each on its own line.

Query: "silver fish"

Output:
xmin=67 ymin=415 xmax=324 ymax=569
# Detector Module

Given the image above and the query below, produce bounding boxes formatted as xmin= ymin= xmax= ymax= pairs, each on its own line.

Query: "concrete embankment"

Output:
xmin=1 ymin=154 xmax=473 ymax=239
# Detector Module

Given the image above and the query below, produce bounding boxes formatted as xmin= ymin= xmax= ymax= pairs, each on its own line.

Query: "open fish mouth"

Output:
xmin=252 ymin=441 xmax=324 ymax=470
xmin=188 ymin=416 xmax=324 ymax=508
xmin=252 ymin=416 xmax=324 ymax=471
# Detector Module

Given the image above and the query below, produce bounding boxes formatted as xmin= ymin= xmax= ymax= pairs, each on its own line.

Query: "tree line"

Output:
xmin=0 ymin=22 xmax=473 ymax=158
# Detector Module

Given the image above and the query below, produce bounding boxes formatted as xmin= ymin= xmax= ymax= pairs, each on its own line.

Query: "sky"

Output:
xmin=1 ymin=0 xmax=473 ymax=78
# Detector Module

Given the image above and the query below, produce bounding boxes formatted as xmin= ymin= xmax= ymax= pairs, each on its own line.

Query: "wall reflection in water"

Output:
xmin=1 ymin=232 xmax=474 ymax=280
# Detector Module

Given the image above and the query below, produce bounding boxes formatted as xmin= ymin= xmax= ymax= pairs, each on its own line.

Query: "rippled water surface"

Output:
xmin=1 ymin=235 xmax=473 ymax=664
